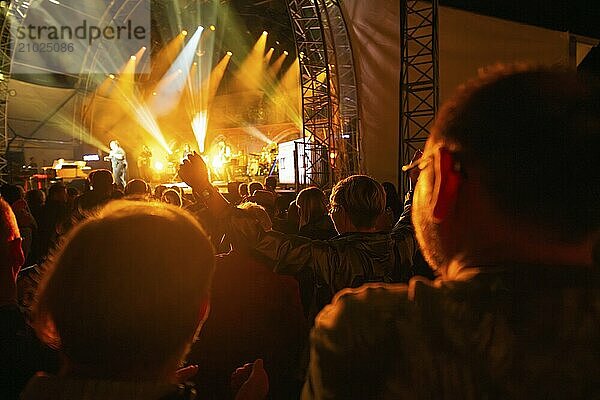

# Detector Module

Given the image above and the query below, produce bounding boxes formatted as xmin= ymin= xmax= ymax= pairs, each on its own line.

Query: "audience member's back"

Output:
xmin=302 ymin=66 xmax=600 ymax=399
xmin=189 ymin=250 xmax=306 ymax=399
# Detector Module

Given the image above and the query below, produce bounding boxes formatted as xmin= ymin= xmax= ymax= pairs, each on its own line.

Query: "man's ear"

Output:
xmin=8 ymin=238 xmax=24 ymax=278
xmin=431 ymin=147 xmax=462 ymax=223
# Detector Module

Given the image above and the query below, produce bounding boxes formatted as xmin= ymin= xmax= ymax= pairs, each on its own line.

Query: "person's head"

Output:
xmin=125 ymin=179 xmax=148 ymax=196
xmin=161 ymin=189 xmax=182 ymax=207
xmin=265 ymin=176 xmax=277 ymax=191
xmin=48 ymin=183 xmax=68 ymax=203
xmin=287 ymin=200 xmax=299 ymax=228
xmin=66 ymin=187 xmax=79 ymax=200
xmin=248 ymin=182 xmax=263 ymax=196
xmin=275 ymin=195 xmax=291 ymax=218
xmin=238 ymin=202 xmax=272 ymax=231
xmin=89 ymin=169 xmax=114 ymax=194
xmin=154 ymin=184 xmax=167 ymax=199
xmin=250 ymin=190 xmax=275 ymax=214
xmin=25 ymin=189 xmax=45 ymax=209
xmin=296 ymin=187 xmax=328 ymax=228
xmin=34 ymin=201 xmax=215 ymax=379
xmin=0 ymin=184 xmax=23 ymax=205
xmin=412 ymin=65 xmax=600 ymax=274
xmin=109 ymin=140 xmax=120 ymax=151
xmin=238 ymin=183 xmax=249 ymax=198
xmin=0 ymin=198 xmax=24 ymax=280
xmin=329 ymin=175 xmax=386 ymax=233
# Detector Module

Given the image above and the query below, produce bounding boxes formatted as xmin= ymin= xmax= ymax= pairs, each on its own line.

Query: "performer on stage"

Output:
xmin=104 ymin=140 xmax=127 ymax=188
xmin=137 ymin=144 xmax=153 ymax=182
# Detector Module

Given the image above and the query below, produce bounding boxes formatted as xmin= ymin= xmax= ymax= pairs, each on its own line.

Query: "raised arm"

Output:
xmin=179 ymin=154 xmax=334 ymax=276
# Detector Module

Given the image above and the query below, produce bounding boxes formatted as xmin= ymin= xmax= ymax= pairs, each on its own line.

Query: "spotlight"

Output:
xmin=142 ymin=46 xmax=146 ymax=50
xmin=152 ymin=91 xmax=157 ymax=96
xmin=108 ymin=74 xmax=115 ymax=79
xmin=209 ymin=25 xmax=216 ymax=31
xmin=193 ymin=62 xmax=198 ymax=66
xmin=182 ymin=30 xmax=188 ymax=36
xmin=270 ymin=47 xmax=274 ymax=51
xmin=226 ymin=51 xmax=233 ymax=56
xmin=276 ymin=41 xmax=280 ymax=45
xmin=130 ymin=55 xmax=136 ymax=61
xmin=262 ymin=31 xmax=268 ymax=35
xmin=153 ymin=161 xmax=165 ymax=172
xmin=284 ymin=51 xmax=289 ymax=56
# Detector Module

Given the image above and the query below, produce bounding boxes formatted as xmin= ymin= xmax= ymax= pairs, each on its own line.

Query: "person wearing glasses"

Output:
xmin=301 ymin=66 xmax=600 ymax=398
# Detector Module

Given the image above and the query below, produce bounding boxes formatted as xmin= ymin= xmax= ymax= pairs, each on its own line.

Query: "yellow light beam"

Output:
xmin=233 ymin=33 xmax=268 ymax=91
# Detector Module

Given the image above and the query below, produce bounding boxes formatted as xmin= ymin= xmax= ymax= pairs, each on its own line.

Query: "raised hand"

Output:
xmin=178 ymin=152 xmax=210 ymax=190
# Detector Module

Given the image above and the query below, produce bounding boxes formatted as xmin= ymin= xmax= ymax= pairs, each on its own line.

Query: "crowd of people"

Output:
xmin=1 ymin=65 xmax=599 ymax=399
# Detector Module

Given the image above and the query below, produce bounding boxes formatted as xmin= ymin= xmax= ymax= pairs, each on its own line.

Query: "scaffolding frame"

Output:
xmin=287 ymin=0 xmax=361 ymax=189
xmin=399 ymin=0 xmax=439 ymax=196
xmin=0 ymin=1 xmax=29 ymax=183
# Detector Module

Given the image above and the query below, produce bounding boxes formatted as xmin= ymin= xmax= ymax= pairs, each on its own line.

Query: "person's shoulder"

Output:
xmin=314 ymin=283 xmax=411 ymax=333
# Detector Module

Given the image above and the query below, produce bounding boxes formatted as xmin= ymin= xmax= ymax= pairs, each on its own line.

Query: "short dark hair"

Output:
xmin=89 ymin=169 xmax=114 ymax=192
xmin=0 ymin=184 xmax=22 ymax=205
xmin=265 ymin=176 xmax=277 ymax=190
xmin=48 ymin=183 xmax=67 ymax=200
xmin=330 ymin=175 xmax=385 ymax=229
xmin=433 ymin=65 xmax=600 ymax=240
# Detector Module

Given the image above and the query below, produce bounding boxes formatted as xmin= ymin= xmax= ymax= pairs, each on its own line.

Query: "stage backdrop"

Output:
xmin=341 ymin=1 xmax=575 ymax=186
xmin=6 ymin=2 xmax=597 ymax=181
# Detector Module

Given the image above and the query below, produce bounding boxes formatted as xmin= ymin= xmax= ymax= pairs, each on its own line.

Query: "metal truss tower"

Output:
xmin=399 ymin=0 xmax=439 ymax=195
xmin=287 ymin=0 xmax=361 ymax=189
xmin=0 ymin=1 xmax=29 ymax=183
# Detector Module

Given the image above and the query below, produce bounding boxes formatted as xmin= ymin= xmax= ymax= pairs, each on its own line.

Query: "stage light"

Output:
xmin=150 ymin=26 xmax=203 ymax=117
xmin=153 ymin=161 xmax=165 ymax=172
xmin=108 ymin=74 xmax=115 ymax=79
xmin=262 ymin=31 xmax=268 ymax=35
xmin=142 ymin=46 xmax=146 ymax=50
xmin=276 ymin=41 xmax=280 ymax=45
xmin=209 ymin=25 xmax=216 ymax=31
xmin=130 ymin=55 xmax=136 ymax=61
xmin=283 ymin=51 xmax=289 ymax=56
xmin=182 ymin=30 xmax=188 ymax=36
xmin=152 ymin=91 xmax=157 ymax=96
xmin=226 ymin=51 xmax=233 ymax=56
xmin=270 ymin=47 xmax=274 ymax=51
